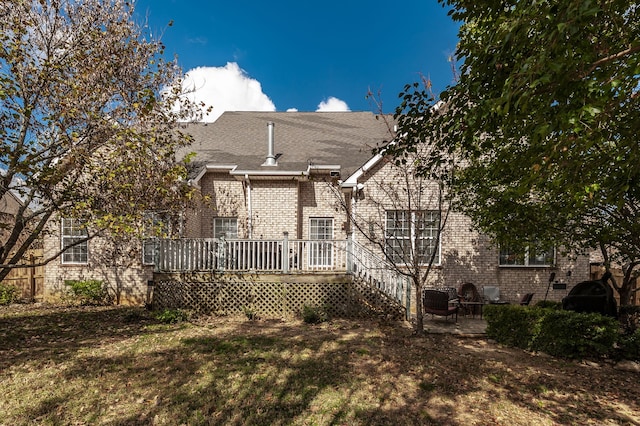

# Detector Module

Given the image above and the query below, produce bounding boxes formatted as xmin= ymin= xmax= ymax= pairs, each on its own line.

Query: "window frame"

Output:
xmin=385 ymin=210 xmax=441 ymax=265
xmin=142 ymin=238 xmax=157 ymax=266
xmin=499 ymin=245 xmax=556 ymax=267
xmin=141 ymin=212 xmax=167 ymax=266
xmin=61 ymin=218 xmax=88 ymax=265
xmin=309 ymin=217 xmax=334 ymax=267
xmin=214 ymin=217 xmax=238 ymax=239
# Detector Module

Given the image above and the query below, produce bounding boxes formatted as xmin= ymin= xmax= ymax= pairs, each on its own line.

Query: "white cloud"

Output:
xmin=181 ymin=63 xmax=276 ymax=122
xmin=286 ymin=108 xmax=298 ymax=112
xmin=316 ymin=97 xmax=350 ymax=112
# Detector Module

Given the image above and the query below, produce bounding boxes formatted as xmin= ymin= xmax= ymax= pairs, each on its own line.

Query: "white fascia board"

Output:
xmin=340 ymin=152 xmax=385 ymax=191
xmin=230 ymin=164 xmax=342 ymax=181
xmin=190 ymin=164 xmax=238 ymax=187
xmin=5 ymin=188 xmax=25 ymax=207
xmin=307 ymin=164 xmax=341 ymax=172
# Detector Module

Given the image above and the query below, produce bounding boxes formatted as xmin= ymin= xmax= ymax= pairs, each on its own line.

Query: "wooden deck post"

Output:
xmin=282 ymin=232 xmax=289 ymax=274
xmin=29 ymin=254 xmax=35 ymax=303
xmin=346 ymin=232 xmax=353 ymax=274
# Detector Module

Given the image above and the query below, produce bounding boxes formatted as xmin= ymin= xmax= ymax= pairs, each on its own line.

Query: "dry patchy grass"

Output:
xmin=0 ymin=305 xmax=638 ymax=425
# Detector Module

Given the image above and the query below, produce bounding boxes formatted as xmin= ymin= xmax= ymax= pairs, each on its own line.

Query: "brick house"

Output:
xmin=41 ymin=111 xmax=589 ymax=308
xmin=340 ymin=143 xmax=590 ymax=304
xmin=42 ymin=112 xmax=392 ymax=303
xmin=179 ymin=111 xmax=390 ymax=242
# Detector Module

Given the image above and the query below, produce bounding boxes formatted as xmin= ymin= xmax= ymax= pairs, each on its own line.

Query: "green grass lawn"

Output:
xmin=1 ymin=305 xmax=638 ymax=425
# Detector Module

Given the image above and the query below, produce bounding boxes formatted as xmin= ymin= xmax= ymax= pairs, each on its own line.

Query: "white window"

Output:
xmin=61 ymin=218 xmax=88 ymax=264
xmin=142 ymin=212 xmax=168 ymax=266
xmin=499 ymin=246 xmax=555 ymax=266
xmin=309 ymin=218 xmax=333 ymax=267
xmin=214 ymin=217 xmax=238 ymax=239
xmin=142 ymin=240 xmax=156 ymax=266
xmin=385 ymin=210 xmax=440 ymax=265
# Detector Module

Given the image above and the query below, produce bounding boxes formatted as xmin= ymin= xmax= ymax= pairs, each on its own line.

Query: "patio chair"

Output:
xmin=519 ymin=293 xmax=534 ymax=306
xmin=483 ymin=286 xmax=508 ymax=304
xmin=427 ymin=286 xmax=458 ymax=301
xmin=458 ymin=282 xmax=481 ymax=302
xmin=458 ymin=282 xmax=482 ymax=316
xmin=423 ymin=289 xmax=458 ymax=321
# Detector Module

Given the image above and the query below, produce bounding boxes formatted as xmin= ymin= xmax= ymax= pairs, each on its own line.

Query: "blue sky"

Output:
xmin=135 ymin=0 xmax=460 ymax=121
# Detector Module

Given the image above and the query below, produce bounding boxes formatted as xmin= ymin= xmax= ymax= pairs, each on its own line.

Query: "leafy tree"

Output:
xmin=390 ymin=0 xmax=639 ymax=305
xmin=349 ymin=160 xmax=452 ymax=333
xmin=0 ymin=0 xmax=200 ymax=280
xmin=336 ymin=100 xmax=455 ymax=333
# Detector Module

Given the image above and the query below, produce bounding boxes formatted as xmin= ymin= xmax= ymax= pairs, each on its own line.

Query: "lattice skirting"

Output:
xmin=151 ymin=277 xmax=405 ymax=320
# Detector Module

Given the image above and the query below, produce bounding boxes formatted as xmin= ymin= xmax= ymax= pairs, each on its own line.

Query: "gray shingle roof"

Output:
xmin=179 ymin=111 xmax=393 ymax=177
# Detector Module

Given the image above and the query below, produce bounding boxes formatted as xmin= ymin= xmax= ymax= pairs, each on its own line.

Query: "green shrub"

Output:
xmin=0 ymin=282 xmax=19 ymax=305
xmin=64 ymin=279 xmax=110 ymax=305
xmin=485 ymin=304 xmax=620 ymax=359
xmin=243 ymin=306 xmax=259 ymax=321
xmin=154 ymin=308 xmax=188 ymax=324
xmin=619 ymin=305 xmax=640 ymax=334
xmin=617 ymin=328 xmax=640 ymax=361
xmin=484 ymin=304 xmax=546 ymax=349
xmin=534 ymin=300 xmax=562 ymax=310
xmin=301 ymin=304 xmax=328 ymax=324
xmin=532 ymin=310 xmax=618 ymax=359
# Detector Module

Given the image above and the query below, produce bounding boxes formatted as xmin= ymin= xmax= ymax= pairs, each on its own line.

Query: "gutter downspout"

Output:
xmin=245 ymin=174 xmax=253 ymax=238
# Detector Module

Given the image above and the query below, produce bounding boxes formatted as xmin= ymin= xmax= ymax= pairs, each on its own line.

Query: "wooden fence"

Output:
xmin=1 ymin=249 xmax=44 ymax=301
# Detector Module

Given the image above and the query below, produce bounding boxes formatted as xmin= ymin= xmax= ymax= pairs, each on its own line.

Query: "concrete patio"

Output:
xmin=422 ymin=315 xmax=487 ymax=336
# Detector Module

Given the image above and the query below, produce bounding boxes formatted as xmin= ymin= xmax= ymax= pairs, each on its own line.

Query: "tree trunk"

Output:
xmin=617 ymin=278 xmax=633 ymax=307
xmin=611 ymin=262 xmax=639 ymax=307
xmin=415 ymin=280 xmax=424 ymax=333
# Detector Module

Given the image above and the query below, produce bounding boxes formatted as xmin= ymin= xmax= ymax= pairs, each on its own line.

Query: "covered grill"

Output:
xmin=562 ymin=273 xmax=617 ymax=317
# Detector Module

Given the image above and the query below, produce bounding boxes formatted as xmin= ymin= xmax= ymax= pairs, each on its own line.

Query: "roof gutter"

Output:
xmin=193 ymin=163 xmax=343 ymax=182
xmin=230 ymin=169 xmax=309 ymax=180
xmin=230 ymin=164 xmax=341 ymax=180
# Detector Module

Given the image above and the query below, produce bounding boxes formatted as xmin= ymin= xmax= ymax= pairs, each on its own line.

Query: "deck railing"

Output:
xmin=155 ymin=239 xmax=218 ymax=272
xmin=347 ymin=239 xmax=412 ymax=318
xmin=153 ymin=234 xmax=411 ymax=317
xmin=155 ymin=235 xmax=349 ymax=273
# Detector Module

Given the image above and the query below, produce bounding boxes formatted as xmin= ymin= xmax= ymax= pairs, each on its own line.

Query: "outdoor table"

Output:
xmin=459 ymin=300 xmax=485 ymax=319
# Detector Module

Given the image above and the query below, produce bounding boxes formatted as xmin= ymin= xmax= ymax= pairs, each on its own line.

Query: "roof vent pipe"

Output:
xmin=262 ymin=121 xmax=277 ymax=166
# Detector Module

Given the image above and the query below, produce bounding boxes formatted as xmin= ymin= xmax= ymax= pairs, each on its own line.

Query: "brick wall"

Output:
xmin=194 ymin=173 xmax=247 ymax=238
xmin=41 ymin=161 xmax=592 ymax=307
xmin=299 ymin=178 xmax=346 ymax=240
xmin=250 ymin=180 xmax=298 ymax=239
xmin=191 ymin=173 xmax=345 ymax=241
xmin=42 ymin=220 xmax=153 ymax=305
xmin=349 ymin=158 xmax=590 ymax=304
